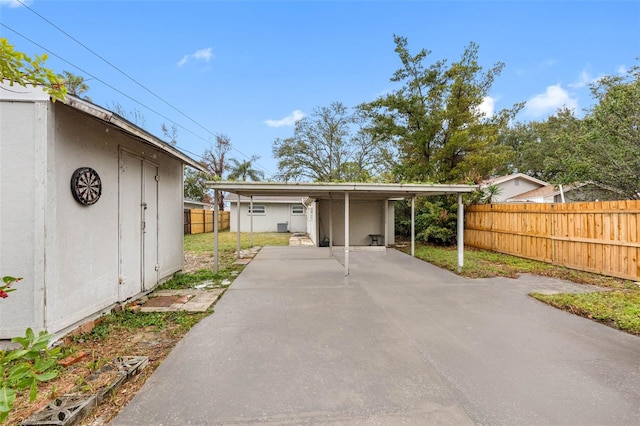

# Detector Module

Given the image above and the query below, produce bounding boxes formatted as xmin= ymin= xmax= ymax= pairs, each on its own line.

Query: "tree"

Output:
xmin=0 ymin=37 xmax=66 ymax=99
xmin=58 ymin=70 xmax=90 ymax=100
xmin=161 ymin=122 xmax=178 ymax=146
xmin=502 ymin=108 xmax=584 ymax=182
xmin=202 ymin=134 xmax=232 ymax=210
xmin=360 ymin=35 xmax=522 ymax=184
xmin=569 ymin=65 xmax=640 ymax=199
xmin=106 ymin=101 xmax=147 ymax=129
xmin=272 ymin=102 xmax=385 ymax=182
xmin=184 ymin=168 xmax=212 ymax=203
xmin=228 ymin=156 xmax=264 ymax=181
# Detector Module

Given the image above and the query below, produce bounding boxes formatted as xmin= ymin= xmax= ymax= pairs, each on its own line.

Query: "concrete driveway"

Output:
xmin=113 ymin=247 xmax=640 ymax=425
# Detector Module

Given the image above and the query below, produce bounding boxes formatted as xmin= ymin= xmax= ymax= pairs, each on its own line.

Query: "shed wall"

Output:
xmin=0 ymin=100 xmax=48 ymax=337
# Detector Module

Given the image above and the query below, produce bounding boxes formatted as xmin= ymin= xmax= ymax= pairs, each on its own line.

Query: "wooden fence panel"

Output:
xmin=184 ymin=209 xmax=230 ymax=234
xmin=465 ymin=200 xmax=640 ymax=281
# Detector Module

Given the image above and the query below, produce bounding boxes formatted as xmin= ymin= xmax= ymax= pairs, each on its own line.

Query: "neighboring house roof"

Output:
xmin=184 ymin=199 xmax=213 ymax=209
xmin=480 ymin=173 xmax=549 ymax=188
xmin=507 ymin=185 xmax=558 ymax=202
xmin=225 ymin=194 xmax=307 ymax=204
xmin=506 ymin=182 xmax=623 ymax=202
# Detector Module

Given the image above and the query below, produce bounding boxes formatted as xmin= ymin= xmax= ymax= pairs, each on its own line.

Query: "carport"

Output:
xmin=206 ymin=182 xmax=477 ymax=275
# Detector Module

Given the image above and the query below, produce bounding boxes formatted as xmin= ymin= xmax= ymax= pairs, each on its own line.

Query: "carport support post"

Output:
xmin=344 ymin=191 xmax=350 ymax=276
xmin=237 ymin=197 xmax=241 ymax=258
xmin=329 ymin=193 xmax=333 ymax=255
xmin=213 ymin=189 xmax=219 ymax=274
xmin=384 ymin=199 xmax=388 ymax=248
xmin=411 ymin=196 xmax=415 ymax=257
xmin=250 ymin=195 xmax=254 ymax=247
xmin=457 ymin=193 xmax=464 ymax=273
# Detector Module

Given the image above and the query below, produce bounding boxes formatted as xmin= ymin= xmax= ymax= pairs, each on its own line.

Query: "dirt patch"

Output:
xmin=7 ymin=252 xmax=219 ymax=425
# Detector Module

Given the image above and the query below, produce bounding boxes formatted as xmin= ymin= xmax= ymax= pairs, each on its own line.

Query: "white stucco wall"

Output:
xmin=0 ymin=99 xmax=49 ymax=337
xmin=492 ymin=178 xmax=545 ymax=202
xmin=317 ymin=199 xmax=389 ymax=246
xmin=230 ymin=202 xmax=307 ymax=233
xmin=1 ymin=95 xmax=186 ymax=339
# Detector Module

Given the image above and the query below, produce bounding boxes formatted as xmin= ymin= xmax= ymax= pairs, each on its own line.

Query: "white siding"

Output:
xmin=230 ymin=203 xmax=307 ymax=233
xmin=0 ymin=100 xmax=48 ymax=337
xmin=0 ymin=97 xmax=186 ymax=339
xmin=318 ymin=199 xmax=386 ymax=246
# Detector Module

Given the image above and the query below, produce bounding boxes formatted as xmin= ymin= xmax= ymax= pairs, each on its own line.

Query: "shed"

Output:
xmin=0 ymin=83 xmax=206 ymax=340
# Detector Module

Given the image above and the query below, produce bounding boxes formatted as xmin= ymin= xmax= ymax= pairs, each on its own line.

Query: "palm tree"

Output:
xmin=59 ymin=71 xmax=90 ymax=100
xmin=228 ymin=156 xmax=264 ymax=181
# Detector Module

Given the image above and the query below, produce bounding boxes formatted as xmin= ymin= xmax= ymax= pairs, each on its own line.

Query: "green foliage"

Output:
xmin=532 ymin=291 xmax=640 ymax=335
xmin=58 ymin=70 xmax=90 ymax=100
xmin=361 ymin=35 xmax=522 ymax=184
xmin=272 ymin=102 xmax=387 ymax=182
xmin=0 ymin=276 xmax=21 ymax=300
xmin=184 ymin=168 xmax=213 ymax=203
xmin=0 ymin=329 xmax=61 ymax=422
xmin=395 ymin=196 xmax=459 ymax=245
xmin=0 ymin=38 xmax=67 ymax=100
xmin=405 ymin=244 xmax=632 ymax=289
xmin=227 ymin=156 xmax=264 ymax=182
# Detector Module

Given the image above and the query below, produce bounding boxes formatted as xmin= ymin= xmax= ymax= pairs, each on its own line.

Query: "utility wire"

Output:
xmin=8 ymin=1 xmax=276 ymax=177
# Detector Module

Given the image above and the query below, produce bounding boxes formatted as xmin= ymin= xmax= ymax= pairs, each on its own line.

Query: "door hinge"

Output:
xmin=155 ymin=175 xmax=159 ymax=182
xmin=155 ymin=264 xmax=160 ymax=271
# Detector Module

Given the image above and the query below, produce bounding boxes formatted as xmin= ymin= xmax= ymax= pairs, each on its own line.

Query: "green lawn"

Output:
xmin=400 ymin=242 xmax=640 ymax=335
xmin=184 ymin=231 xmax=290 ymax=253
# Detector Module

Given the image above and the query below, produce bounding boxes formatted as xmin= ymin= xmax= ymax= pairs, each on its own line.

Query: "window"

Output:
xmin=291 ymin=204 xmax=305 ymax=215
xmin=248 ymin=205 xmax=266 ymax=215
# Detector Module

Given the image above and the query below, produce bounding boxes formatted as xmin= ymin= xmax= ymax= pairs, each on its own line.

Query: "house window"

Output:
xmin=248 ymin=205 xmax=266 ymax=215
xmin=291 ymin=204 xmax=305 ymax=215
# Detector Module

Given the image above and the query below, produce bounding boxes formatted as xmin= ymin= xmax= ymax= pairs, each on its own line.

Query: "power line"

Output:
xmin=5 ymin=2 xmax=276 ymax=177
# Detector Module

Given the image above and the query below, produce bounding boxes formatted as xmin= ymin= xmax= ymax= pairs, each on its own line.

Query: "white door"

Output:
xmin=119 ymin=151 xmax=159 ymax=300
xmin=142 ymin=160 xmax=158 ymax=292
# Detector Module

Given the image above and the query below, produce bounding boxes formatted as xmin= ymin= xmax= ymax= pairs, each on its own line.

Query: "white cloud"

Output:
xmin=525 ymin=84 xmax=578 ymax=117
xmin=568 ymin=69 xmax=601 ymax=89
xmin=475 ymin=96 xmax=495 ymax=118
xmin=0 ymin=0 xmax=31 ymax=7
xmin=264 ymin=110 xmax=305 ymax=128
xmin=617 ymin=65 xmax=628 ymax=75
xmin=177 ymin=47 xmax=213 ymax=67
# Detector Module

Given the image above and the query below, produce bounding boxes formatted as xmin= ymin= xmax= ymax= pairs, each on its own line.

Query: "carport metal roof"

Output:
xmin=206 ymin=181 xmax=478 ymax=275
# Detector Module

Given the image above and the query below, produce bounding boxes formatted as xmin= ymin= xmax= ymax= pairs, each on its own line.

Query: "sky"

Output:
xmin=1 ymin=0 xmax=639 ymax=179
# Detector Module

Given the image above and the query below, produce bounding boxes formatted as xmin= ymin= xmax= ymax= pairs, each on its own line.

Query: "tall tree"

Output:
xmin=184 ymin=168 xmax=212 ymax=203
xmin=161 ymin=122 xmax=178 ymax=146
xmin=202 ymin=133 xmax=232 ymax=209
xmin=0 ymin=37 xmax=66 ymax=99
xmin=272 ymin=101 xmax=385 ymax=182
xmin=228 ymin=155 xmax=264 ymax=181
xmin=58 ymin=70 xmax=90 ymax=100
xmin=361 ymin=35 xmax=522 ymax=184
xmin=569 ymin=65 xmax=640 ymax=199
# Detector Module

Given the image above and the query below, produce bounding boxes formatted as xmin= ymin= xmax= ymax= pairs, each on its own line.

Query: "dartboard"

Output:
xmin=70 ymin=167 xmax=102 ymax=206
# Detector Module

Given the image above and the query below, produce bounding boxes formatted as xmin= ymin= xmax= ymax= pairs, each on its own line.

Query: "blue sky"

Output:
xmin=1 ymin=1 xmax=638 ymax=179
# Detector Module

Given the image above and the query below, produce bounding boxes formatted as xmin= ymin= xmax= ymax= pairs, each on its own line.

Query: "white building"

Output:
xmin=0 ymin=83 xmax=205 ymax=341
xmin=227 ymin=194 xmax=308 ymax=233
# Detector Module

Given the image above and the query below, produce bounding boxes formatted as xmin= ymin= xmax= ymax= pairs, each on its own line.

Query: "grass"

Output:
xmin=184 ymin=231 xmax=290 ymax=253
xmin=400 ymin=241 xmax=640 ymax=335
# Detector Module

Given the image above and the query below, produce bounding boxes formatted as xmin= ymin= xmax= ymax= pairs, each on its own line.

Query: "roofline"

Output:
xmin=207 ymin=181 xmax=478 ymax=198
xmin=64 ymin=96 xmax=207 ymax=172
xmin=483 ymin=173 xmax=549 ymax=187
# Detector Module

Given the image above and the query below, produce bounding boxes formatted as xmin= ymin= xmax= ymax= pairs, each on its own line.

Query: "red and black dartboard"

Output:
xmin=70 ymin=167 xmax=102 ymax=206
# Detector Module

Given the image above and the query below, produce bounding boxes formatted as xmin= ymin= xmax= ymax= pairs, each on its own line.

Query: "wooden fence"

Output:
xmin=184 ymin=209 xmax=230 ymax=234
xmin=465 ymin=200 xmax=640 ymax=281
